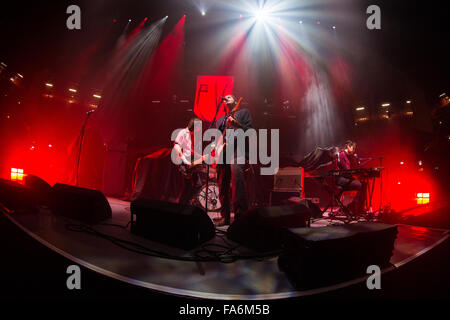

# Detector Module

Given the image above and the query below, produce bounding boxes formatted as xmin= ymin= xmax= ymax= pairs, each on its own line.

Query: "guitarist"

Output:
xmin=215 ymin=95 xmax=253 ymax=226
xmin=173 ymin=117 xmax=203 ymax=205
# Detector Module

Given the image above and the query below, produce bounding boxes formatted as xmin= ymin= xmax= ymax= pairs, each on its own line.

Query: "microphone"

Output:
xmin=354 ymin=153 xmax=361 ymax=165
xmin=86 ymin=109 xmax=96 ymax=115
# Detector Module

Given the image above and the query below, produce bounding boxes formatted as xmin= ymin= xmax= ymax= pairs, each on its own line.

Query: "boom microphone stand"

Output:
xmin=75 ymin=110 xmax=95 ymax=186
xmin=203 ymin=96 xmax=226 ymax=215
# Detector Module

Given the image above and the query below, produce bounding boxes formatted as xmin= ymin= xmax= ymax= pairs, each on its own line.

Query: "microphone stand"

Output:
xmin=378 ymin=157 xmax=384 ymax=214
xmin=75 ymin=111 xmax=95 ymax=186
xmin=203 ymin=97 xmax=225 ymax=215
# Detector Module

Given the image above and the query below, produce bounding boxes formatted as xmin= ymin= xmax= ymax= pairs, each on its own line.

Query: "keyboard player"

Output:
xmin=335 ymin=140 xmax=366 ymax=215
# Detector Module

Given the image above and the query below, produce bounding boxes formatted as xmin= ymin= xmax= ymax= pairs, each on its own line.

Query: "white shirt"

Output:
xmin=174 ymin=128 xmax=192 ymax=163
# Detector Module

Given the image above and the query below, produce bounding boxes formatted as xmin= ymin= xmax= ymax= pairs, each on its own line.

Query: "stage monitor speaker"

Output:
xmin=0 ymin=179 xmax=38 ymax=213
xmin=278 ymin=222 xmax=398 ymax=289
xmin=23 ymin=174 xmax=52 ymax=206
xmin=298 ymin=198 xmax=323 ymax=219
xmin=227 ymin=204 xmax=312 ymax=252
xmin=130 ymin=198 xmax=215 ymax=250
xmin=51 ymin=183 xmax=112 ymax=224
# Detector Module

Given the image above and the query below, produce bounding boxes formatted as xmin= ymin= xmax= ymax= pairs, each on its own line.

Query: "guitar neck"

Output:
xmin=223 ymin=97 xmax=243 ymax=133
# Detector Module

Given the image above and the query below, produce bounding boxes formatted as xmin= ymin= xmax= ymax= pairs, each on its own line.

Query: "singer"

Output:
xmin=215 ymin=94 xmax=253 ymax=226
xmin=335 ymin=140 xmax=366 ymax=215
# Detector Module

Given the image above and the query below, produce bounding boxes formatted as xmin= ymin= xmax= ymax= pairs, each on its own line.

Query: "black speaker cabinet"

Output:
xmin=0 ymin=179 xmax=38 ymax=213
xmin=24 ymin=174 xmax=53 ymax=206
xmin=278 ymin=222 xmax=398 ymax=289
xmin=51 ymin=183 xmax=112 ymax=224
xmin=227 ymin=204 xmax=312 ymax=252
xmin=130 ymin=198 xmax=215 ymax=250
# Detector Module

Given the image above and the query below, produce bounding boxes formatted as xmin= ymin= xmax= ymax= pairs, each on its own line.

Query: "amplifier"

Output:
xmin=273 ymin=167 xmax=304 ymax=194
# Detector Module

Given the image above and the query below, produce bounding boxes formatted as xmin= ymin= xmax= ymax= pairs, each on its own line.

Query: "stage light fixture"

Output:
xmin=45 ymin=83 xmax=53 ymax=88
xmin=69 ymin=88 xmax=77 ymax=93
xmin=299 ymin=20 xmax=303 ymax=24
xmin=201 ymin=11 xmax=206 ymax=16
xmin=11 ymin=168 xmax=24 ymax=182
xmin=416 ymin=193 xmax=430 ymax=205
xmin=406 ymin=100 xmax=412 ymax=104
xmin=400 ymin=161 xmax=404 ymax=165
xmin=332 ymin=26 xmax=336 ymax=29
xmin=381 ymin=103 xmax=390 ymax=107
xmin=93 ymin=94 xmax=102 ymax=99
xmin=418 ymin=160 xmax=422 ymax=166
xmin=255 ymin=9 xmax=268 ymax=22
xmin=356 ymin=107 xmax=365 ymax=111
xmin=17 ymin=73 xmax=23 ymax=78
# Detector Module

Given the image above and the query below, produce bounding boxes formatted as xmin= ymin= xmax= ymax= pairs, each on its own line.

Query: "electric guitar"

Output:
xmin=178 ymin=155 xmax=208 ymax=179
xmin=211 ymin=97 xmax=243 ymax=168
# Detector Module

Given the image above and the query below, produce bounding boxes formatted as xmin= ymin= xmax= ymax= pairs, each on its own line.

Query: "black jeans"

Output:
xmin=217 ymin=162 xmax=248 ymax=222
xmin=335 ymin=176 xmax=366 ymax=213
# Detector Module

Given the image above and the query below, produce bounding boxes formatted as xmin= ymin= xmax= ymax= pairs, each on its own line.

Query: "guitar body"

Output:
xmin=178 ymin=155 xmax=208 ymax=179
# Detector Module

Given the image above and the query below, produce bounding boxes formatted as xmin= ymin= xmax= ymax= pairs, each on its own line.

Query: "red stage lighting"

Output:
xmin=11 ymin=168 xmax=24 ymax=182
xmin=416 ymin=193 xmax=430 ymax=205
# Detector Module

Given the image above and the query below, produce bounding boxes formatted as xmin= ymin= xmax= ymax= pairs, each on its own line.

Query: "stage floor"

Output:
xmin=3 ymin=197 xmax=448 ymax=300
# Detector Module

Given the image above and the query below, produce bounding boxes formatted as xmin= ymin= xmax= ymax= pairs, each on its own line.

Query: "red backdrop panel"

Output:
xmin=194 ymin=75 xmax=234 ymax=122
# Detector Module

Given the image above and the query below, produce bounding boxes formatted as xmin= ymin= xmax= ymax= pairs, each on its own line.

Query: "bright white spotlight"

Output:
xmin=201 ymin=10 xmax=206 ymax=16
xmin=254 ymin=9 xmax=268 ymax=22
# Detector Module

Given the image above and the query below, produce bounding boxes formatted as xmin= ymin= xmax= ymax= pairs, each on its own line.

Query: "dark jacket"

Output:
xmin=216 ymin=108 xmax=253 ymax=160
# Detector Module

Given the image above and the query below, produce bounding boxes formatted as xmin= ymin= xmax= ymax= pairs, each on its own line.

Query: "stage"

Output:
xmin=2 ymin=197 xmax=448 ymax=300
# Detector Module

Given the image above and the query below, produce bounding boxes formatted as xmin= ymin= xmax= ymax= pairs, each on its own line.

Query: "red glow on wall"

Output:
xmin=141 ymin=16 xmax=185 ymax=100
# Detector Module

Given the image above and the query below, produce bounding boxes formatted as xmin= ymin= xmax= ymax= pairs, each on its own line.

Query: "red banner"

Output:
xmin=194 ymin=75 xmax=234 ymax=122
